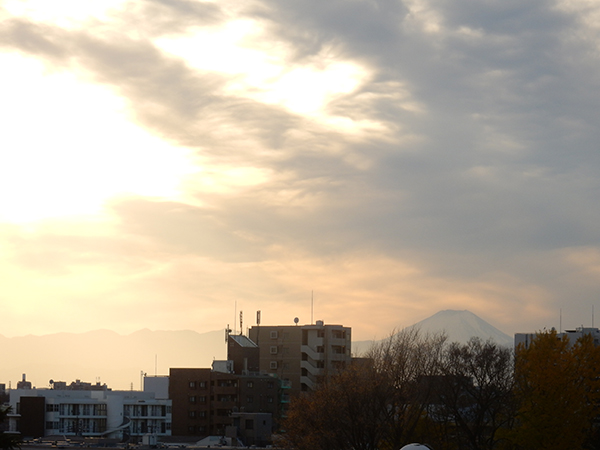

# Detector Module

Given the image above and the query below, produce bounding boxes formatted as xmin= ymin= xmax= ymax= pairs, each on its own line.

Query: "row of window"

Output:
xmin=45 ymin=418 xmax=107 ymax=433
xmin=123 ymin=405 xmax=171 ymax=417
xmin=188 ymin=380 xmax=241 ymax=389
xmin=269 ymin=361 xmax=291 ymax=370
xmin=45 ymin=404 xmax=107 ymax=416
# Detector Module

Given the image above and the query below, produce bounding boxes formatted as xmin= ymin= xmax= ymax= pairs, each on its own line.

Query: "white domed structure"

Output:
xmin=400 ymin=444 xmax=433 ymax=450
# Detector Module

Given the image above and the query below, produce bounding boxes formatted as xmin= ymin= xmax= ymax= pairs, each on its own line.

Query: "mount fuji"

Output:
xmin=352 ymin=310 xmax=512 ymax=355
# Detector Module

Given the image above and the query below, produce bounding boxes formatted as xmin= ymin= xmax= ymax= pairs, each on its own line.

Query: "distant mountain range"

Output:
xmin=352 ymin=310 xmax=513 ymax=355
xmin=0 ymin=329 xmax=226 ymax=391
xmin=1 ymin=310 xmax=511 ymax=390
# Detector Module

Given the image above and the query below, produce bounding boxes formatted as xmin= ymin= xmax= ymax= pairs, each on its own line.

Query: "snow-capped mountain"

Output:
xmin=407 ymin=310 xmax=512 ymax=347
xmin=352 ymin=310 xmax=512 ymax=355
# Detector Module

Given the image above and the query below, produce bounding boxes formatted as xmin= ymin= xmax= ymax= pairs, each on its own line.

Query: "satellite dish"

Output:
xmin=294 ymin=317 xmax=299 ymax=325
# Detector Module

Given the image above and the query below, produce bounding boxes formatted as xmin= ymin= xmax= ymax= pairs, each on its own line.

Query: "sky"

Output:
xmin=1 ymin=0 xmax=599 ymax=342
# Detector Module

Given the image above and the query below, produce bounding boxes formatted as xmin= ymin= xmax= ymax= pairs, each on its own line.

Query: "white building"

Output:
xmin=515 ymin=326 xmax=600 ymax=349
xmin=10 ymin=386 xmax=171 ymax=439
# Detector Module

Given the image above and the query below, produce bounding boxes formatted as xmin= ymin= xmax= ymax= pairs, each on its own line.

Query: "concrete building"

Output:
xmin=515 ymin=326 xmax=600 ymax=349
xmin=248 ymin=320 xmax=351 ymax=397
xmin=9 ymin=379 xmax=171 ymax=440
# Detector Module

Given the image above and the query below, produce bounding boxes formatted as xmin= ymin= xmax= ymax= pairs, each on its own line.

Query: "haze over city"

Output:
xmin=1 ymin=0 xmax=600 ymax=343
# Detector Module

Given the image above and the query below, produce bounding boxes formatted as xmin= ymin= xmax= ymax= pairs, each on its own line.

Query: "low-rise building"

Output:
xmin=168 ymin=367 xmax=280 ymax=440
xmin=515 ymin=326 xmax=600 ymax=349
xmin=9 ymin=378 xmax=171 ymax=440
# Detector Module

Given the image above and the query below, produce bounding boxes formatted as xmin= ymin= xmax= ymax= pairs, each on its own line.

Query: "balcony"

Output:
xmin=301 ymin=361 xmax=324 ymax=377
xmin=301 ymin=345 xmax=324 ymax=361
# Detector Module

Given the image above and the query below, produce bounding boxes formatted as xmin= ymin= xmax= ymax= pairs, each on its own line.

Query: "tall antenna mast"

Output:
xmin=311 ymin=290 xmax=314 ymax=325
xmin=560 ymin=308 xmax=562 ymax=333
xmin=239 ymin=311 xmax=243 ymax=335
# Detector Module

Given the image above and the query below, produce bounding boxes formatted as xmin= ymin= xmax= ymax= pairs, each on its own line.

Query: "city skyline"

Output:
xmin=1 ymin=0 xmax=600 ymax=341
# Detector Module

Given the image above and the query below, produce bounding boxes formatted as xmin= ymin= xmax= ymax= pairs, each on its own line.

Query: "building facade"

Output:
xmin=248 ymin=320 xmax=352 ymax=397
xmin=515 ymin=326 xmax=600 ymax=349
xmin=9 ymin=382 xmax=171 ymax=439
xmin=168 ymin=368 xmax=280 ymax=439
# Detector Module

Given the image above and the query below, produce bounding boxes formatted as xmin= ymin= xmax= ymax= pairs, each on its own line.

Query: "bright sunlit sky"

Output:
xmin=1 ymin=0 xmax=600 ymax=340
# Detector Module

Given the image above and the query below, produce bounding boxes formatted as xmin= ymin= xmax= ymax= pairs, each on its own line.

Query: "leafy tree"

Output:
xmin=512 ymin=329 xmax=600 ymax=449
xmin=0 ymin=405 xmax=21 ymax=450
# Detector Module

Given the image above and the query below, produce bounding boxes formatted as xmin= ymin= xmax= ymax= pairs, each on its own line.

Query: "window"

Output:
xmin=189 ymin=381 xmax=196 ymax=389
xmin=267 ymin=396 xmax=273 ymax=403
xmin=270 ymin=346 xmax=278 ymax=354
xmin=199 ymin=381 xmax=206 ymax=388
xmin=317 ymin=346 xmax=324 ymax=353
xmin=270 ymin=331 xmax=278 ymax=339
xmin=267 ymin=381 xmax=274 ymax=389
xmin=189 ymin=396 xmax=196 ymax=404
xmin=317 ymin=330 xmax=325 ymax=338
xmin=247 ymin=396 xmax=254 ymax=403
xmin=198 ymin=396 xmax=206 ymax=403
xmin=270 ymin=361 xmax=278 ymax=369
xmin=247 ymin=381 xmax=254 ymax=388
xmin=188 ymin=411 xmax=197 ymax=419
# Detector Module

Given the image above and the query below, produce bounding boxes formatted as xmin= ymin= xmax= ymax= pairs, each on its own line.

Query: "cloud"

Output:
xmin=1 ymin=0 xmax=600 ymax=343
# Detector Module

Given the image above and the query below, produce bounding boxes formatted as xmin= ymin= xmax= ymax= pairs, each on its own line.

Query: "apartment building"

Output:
xmin=248 ymin=320 xmax=352 ymax=397
xmin=168 ymin=368 xmax=280 ymax=439
xmin=9 ymin=379 xmax=171 ymax=439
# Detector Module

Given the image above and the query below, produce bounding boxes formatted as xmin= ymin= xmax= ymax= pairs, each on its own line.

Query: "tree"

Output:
xmin=432 ymin=338 xmax=515 ymax=450
xmin=282 ymin=328 xmax=447 ymax=450
xmin=368 ymin=328 xmax=447 ymax=449
xmin=512 ymin=329 xmax=600 ymax=449
xmin=0 ymin=405 xmax=20 ymax=450
xmin=282 ymin=361 xmax=395 ymax=450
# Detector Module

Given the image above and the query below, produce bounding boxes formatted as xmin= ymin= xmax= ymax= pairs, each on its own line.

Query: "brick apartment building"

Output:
xmin=168 ymin=368 xmax=281 ymax=439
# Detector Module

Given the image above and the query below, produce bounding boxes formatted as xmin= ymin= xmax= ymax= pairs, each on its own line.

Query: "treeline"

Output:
xmin=281 ymin=328 xmax=600 ymax=450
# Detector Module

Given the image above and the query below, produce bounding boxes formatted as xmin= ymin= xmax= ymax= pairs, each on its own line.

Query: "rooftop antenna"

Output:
xmin=240 ymin=311 xmax=243 ymax=335
xmin=311 ymin=290 xmax=314 ymax=325
xmin=225 ymin=324 xmax=232 ymax=342
xmin=256 ymin=310 xmax=261 ymax=326
xmin=560 ymin=308 xmax=562 ymax=333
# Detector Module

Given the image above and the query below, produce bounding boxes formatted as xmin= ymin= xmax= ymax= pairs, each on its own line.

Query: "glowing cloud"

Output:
xmin=0 ymin=53 xmax=197 ymax=223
